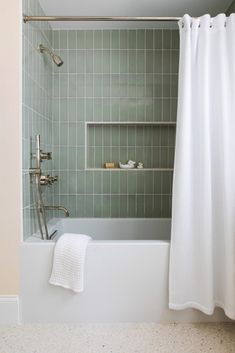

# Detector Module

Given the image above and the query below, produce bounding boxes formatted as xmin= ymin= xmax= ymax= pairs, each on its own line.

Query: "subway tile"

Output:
xmin=94 ymin=51 xmax=103 ymax=73
xmin=93 ymin=75 xmax=102 ymax=97
xmin=154 ymin=50 xmax=163 ymax=73
xmin=77 ymin=195 xmax=85 ymax=216
xmin=102 ymin=50 xmax=111 ymax=73
xmin=146 ymin=50 xmax=154 ymax=73
xmin=120 ymin=51 xmax=128 ymax=73
xmin=120 ymin=172 xmax=128 ymax=194
xmin=145 ymin=195 xmax=154 ymax=217
xmin=137 ymin=195 xmax=145 ymax=217
xmin=85 ymin=30 xmax=94 ymax=49
xmin=94 ymin=147 xmax=103 ymax=167
xmin=68 ymin=171 xmax=77 ymax=193
xmin=85 ymin=50 xmax=94 ymax=73
xmin=76 ymin=31 xmax=85 ymax=49
xmin=137 ymin=30 xmax=145 ymax=49
xmin=102 ymin=195 xmax=111 ymax=217
xmin=128 ymin=30 xmax=136 ymax=49
xmin=59 ymin=31 xmax=68 ymax=49
xmin=93 ymin=171 xmax=102 ymax=194
xmin=154 ymin=30 xmax=163 ymax=49
xmin=129 ymin=50 xmax=137 ymax=73
xmin=68 ymin=123 xmax=77 ymax=145
xmin=76 ymin=51 xmax=85 ymax=73
xmin=162 ymin=74 xmax=171 ymax=97
xmin=120 ymin=196 xmax=128 ymax=217
xmin=163 ymin=50 xmax=171 ymax=73
xmin=84 ymin=195 xmax=94 ymax=216
xmin=103 ymin=172 xmax=111 ymax=194
xmin=111 ymin=30 xmax=119 ymax=49
xmin=137 ymin=50 xmax=145 ymax=73
xmin=153 ymin=195 xmax=162 ymax=217
xmin=67 ymin=98 xmax=76 ymax=121
xmin=163 ymin=30 xmax=171 ymax=49
xmin=77 ymin=146 xmax=85 ymax=169
xmin=146 ymin=30 xmax=154 ymax=49
xmin=68 ymin=146 xmax=77 ymax=169
xmin=120 ymin=30 xmax=128 ymax=49
xmin=102 ymin=31 xmax=111 ymax=49
xmin=128 ymin=195 xmax=137 ymax=217
xmin=171 ymin=50 xmax=180 ymax=73
xmin=94 ymin=31 xmax=102 ymax=49
xmin=111 ymin=50 xmax=120 ymax=73
xmin=162 ymin=195 xmax=171 ymax=217
xmin=68 ymin=196 xmax=77 ymax=217
xmin=127 ymin=172 xmax=137 ymax=194
xmin=172 ymin=30 xmax=179 ymax=50
xmin=67 ymin=31 xmax=77 ymax=49
xmin=94 ymin=195 xmax=102 ymax=217
xmin=77 ymin=171 xmax=85 ymax=194
xmin=111 ymin=172 xmax=120 ymax=194
xmin=111 ymin=195 xmax=120 ymax=217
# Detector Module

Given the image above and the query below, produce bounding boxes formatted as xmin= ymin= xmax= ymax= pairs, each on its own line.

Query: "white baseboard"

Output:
xmin=0 ymin=296 xmax=19 ymax=325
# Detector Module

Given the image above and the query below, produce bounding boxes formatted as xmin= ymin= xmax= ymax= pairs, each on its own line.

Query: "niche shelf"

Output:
xmin=85 ymin=121 xmax=176 ymax=171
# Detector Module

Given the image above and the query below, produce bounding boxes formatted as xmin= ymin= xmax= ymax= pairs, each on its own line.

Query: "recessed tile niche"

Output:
xmin=86 ymin=122 xmax=176 ymax=170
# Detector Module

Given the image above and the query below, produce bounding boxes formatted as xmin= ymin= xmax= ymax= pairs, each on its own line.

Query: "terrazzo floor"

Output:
xmin=0 ymin=323 xmax=234 ymax=353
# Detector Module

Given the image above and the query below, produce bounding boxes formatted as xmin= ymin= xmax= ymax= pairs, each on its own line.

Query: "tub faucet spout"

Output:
xmin=44 ymin=205 xmax=70 ymax=217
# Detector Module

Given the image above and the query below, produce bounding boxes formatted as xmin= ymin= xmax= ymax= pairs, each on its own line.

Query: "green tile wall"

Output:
xmin=52 ymin=29 xmax=179 ymax=217
xmin=22 ymin=0 xmax=53 ymax=239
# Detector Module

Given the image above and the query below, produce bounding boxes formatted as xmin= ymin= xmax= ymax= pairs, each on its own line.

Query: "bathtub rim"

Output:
xmin=24 ymin=217 xmax=171 ymax=243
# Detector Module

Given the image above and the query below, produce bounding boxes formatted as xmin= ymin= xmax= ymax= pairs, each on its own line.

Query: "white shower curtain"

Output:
xmin=169 ymin=14 xmax=235 ymax=320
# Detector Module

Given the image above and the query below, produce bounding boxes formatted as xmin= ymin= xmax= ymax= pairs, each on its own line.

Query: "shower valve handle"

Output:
xmin=49 ymin=175 xmax=58 ymax=184
xmin=40 ymin=151 xmax=52 ymax=161
xmin=40 ymin=175 xmax=58 ymax=186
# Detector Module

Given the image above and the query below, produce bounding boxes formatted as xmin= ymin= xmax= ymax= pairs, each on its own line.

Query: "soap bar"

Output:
xmin=104 ymin=162 xmax=115 ymax=169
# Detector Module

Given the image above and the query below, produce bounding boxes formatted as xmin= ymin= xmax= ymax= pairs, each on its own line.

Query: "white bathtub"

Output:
xmin=20 ymin=218 xmax=227 ymax=323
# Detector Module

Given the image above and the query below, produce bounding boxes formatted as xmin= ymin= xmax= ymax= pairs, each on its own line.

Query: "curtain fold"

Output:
xmin=169 ymin=14 xmax=235 ymax=320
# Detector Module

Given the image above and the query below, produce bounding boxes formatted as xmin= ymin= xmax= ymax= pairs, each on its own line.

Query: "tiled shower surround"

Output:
xmin=22 ymin=0 xmax=53 ymax=238
xmin=51 ymin=29 xmax=179 ymax=218
xmin=22 ymin=9 xmax=179 ymax=237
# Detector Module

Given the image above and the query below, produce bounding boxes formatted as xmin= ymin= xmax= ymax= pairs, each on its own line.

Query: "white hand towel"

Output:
xmin=49 ymin=233 xmax=91 ymax=292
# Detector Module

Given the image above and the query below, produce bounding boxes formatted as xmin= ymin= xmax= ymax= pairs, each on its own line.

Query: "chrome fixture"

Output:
xmin=30 ymin=135 xmax=69 ymax=240
xmin=24 ymin=15 xmax=182 ymax=23
xmin=38 ymin=44 xmax=63 ymax=67
xmin=39 ymin=175 xmax=58 ymax=186
xmin=44 ymin=206 xmax=70 ymax=217
xmin=40 ymin=151 xmax=52 ymax=161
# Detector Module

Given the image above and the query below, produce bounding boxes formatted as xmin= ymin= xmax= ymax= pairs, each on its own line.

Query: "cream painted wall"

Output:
xmin=0 ymin=0 xmax=21 ymax=294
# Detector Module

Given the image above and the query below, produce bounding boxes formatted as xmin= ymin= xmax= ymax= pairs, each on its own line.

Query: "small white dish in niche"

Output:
xmin=119 ymin=160 xmax=136 ymax=169
xmin=119 ymin=163 xmax=135 ymax=169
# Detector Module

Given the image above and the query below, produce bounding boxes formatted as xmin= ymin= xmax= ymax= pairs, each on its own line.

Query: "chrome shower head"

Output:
xmin=52 ymin=53 xmax=64 ymax=67
xmin=38 ymin=44 xmax=63 ymax=67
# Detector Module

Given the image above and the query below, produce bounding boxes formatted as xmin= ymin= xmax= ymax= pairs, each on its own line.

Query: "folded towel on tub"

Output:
xmin=49 ymin=233 xmax=91 ymax=292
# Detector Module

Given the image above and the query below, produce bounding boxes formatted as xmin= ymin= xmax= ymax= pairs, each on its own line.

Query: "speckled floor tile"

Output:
xmin=0 ymin=323 xmax=234 ymax=353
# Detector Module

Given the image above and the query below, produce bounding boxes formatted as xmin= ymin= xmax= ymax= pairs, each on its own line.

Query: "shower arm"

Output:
xmin=38 ymin=44 xmax=53 ymax=58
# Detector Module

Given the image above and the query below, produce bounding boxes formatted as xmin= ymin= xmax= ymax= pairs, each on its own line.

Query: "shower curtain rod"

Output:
xmin=23 ymin=15 xmax=182 ymax=23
